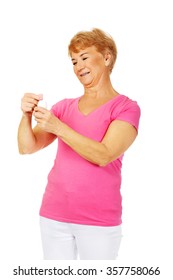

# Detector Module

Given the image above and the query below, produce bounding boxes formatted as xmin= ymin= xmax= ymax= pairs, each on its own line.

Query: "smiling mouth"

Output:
xmin=80 ymin=72 xmax=90 ymax=77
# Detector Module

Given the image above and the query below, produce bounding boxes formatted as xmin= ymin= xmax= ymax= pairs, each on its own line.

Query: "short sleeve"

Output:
xmin=111 ymin=98 xmax=141 ymax=131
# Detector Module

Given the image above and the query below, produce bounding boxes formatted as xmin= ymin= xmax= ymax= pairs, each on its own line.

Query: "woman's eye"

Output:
xmin=72 ymin=57 xmax=88 ymax=65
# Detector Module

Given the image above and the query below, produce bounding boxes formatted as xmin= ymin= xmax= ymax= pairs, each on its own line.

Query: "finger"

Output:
xmin=21 ymin=95 xmax=42 ymax=110
xmin=34 ymin=106 xmax=48 ymax=113
xmin=23 ymin=93 xmax=43 ymax=101
xmin=23 ymin=97 xmax=40 ymax=107
xmin=21 ymin=103 xmax=35 ymax=114
xmin=33 ymin=110 xmax=43 ymax=119
xmin=21 ymin=101 xmax=35 ymax=112
xmin=24 ymin=106 xmax=33 ymax=112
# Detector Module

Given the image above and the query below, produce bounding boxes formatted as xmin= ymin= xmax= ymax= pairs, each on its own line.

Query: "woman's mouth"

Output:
xmin=80 ymin=72 xmax=90 ymax=77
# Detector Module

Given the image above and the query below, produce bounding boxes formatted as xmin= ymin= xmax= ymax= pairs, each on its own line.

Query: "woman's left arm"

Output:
xmin=34 ymin=107 xmax=137 ymax=166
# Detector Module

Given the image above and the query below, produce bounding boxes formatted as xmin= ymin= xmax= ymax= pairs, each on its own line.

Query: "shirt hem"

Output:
xmin=39 ymin=212 xmax=122 ymax=227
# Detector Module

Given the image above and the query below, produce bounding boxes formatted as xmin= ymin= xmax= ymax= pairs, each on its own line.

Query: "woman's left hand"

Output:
xmin=33 ymin=106 xmax=62 ymax=135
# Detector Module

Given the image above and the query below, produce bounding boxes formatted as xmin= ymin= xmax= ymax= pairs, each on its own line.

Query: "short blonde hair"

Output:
xmin=68 ymin=28 xmax=117 ymax=73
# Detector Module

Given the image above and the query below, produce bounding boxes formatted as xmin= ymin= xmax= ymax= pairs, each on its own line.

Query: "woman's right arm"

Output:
xmin=17 ymin=93 xmax=56 ymax=154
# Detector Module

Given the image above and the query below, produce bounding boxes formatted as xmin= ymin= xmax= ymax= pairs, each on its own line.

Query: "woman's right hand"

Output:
xmin=21 ymin=93 xmax=43 ymax=115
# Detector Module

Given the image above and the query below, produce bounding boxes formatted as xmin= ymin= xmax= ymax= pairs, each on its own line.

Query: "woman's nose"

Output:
xmin=76 ymin=60 xmax=85 ymax=71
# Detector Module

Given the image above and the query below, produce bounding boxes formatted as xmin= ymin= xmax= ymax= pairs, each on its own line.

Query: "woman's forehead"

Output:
xmin=71 ymin=46 xmax=98 ymax=58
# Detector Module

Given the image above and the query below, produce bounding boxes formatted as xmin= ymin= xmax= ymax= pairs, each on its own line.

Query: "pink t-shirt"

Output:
xmin=39 ymin=94 xmax=141 ymax=226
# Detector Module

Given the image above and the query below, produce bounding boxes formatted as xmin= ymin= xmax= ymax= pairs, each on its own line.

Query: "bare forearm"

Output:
xmin=33 ymin=107 xmax=126 ymax=166
xmin=33 ymin=107 xmax=108 ymax=164
xmin=57 ymin=122 xmax=111 ymax=166
xmin=17 ymin=113 xmax=36 ymax=154
xmin=34 ymin=105 xmax=137 ymax=166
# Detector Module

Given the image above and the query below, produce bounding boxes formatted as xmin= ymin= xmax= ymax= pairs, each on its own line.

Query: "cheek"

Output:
xmin=91 ymin=56 xmax=104 ymax=68
xmin=73 ymin=67 xmax=77 ymax=75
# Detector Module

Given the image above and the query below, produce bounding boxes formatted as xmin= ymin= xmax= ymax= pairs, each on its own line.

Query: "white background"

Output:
xmin=0 ymin=0 xmax=172 ymax=278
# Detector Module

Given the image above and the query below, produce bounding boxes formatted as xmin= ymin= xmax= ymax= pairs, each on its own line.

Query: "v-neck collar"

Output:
xmin=76 ymin=94 xmax=122 ymax=117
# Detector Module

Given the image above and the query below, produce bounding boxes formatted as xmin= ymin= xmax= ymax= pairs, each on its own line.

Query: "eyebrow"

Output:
xmin=71 ymin=52 xmax=89 ymax=61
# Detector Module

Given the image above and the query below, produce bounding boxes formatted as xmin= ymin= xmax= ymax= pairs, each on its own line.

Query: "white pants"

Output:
xmin=40 ymin=216 xmax=122 ymax=260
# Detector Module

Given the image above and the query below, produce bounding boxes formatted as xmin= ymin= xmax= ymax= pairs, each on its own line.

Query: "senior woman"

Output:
xmin=18 ymin=28 xmax=141 ymax=260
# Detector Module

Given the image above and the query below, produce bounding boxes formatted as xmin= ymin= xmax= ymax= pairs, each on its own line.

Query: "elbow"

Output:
xmin=85 ymin=143 xmax=116 ymax=167
xmin=18 ymin=149 xmax=25 ymax=155
xmin=96 ymin=154 xmax=114 ymax=167
xmin=98 ymin=158 xmax=112 ymax=167
xmin=18 ymin=145 xmax=34 ymax=155
xmin=18 ymin=145 xmax=26 ymax=155
xmin=98 ymin=162 xmax=108 ymax=167
xmin=93 ymin=145 xmax=115 ymax=167
xmin=18 ymin=148 xmax=29 ymax=155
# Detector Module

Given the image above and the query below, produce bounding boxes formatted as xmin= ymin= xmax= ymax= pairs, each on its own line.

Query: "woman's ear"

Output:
xmin=104 ymin=52 xmax=111 ymax=67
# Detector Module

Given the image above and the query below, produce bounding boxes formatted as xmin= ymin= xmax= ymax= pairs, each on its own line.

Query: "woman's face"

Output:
xmin=71 ymin=46 xmax=108 ymax=87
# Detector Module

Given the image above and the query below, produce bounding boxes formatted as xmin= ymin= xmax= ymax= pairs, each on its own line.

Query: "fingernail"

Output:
xmin=38 ymin=94 xmax=43 ymax=100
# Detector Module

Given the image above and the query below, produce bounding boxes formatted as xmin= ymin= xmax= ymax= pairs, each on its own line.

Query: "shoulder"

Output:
xmin=111 ymin=94 xmax=141 ymax=130
xmin=115 ymin=94 xmax=140 ymax=109
xmin=111 ymin=94 xmax=140 ymax=115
